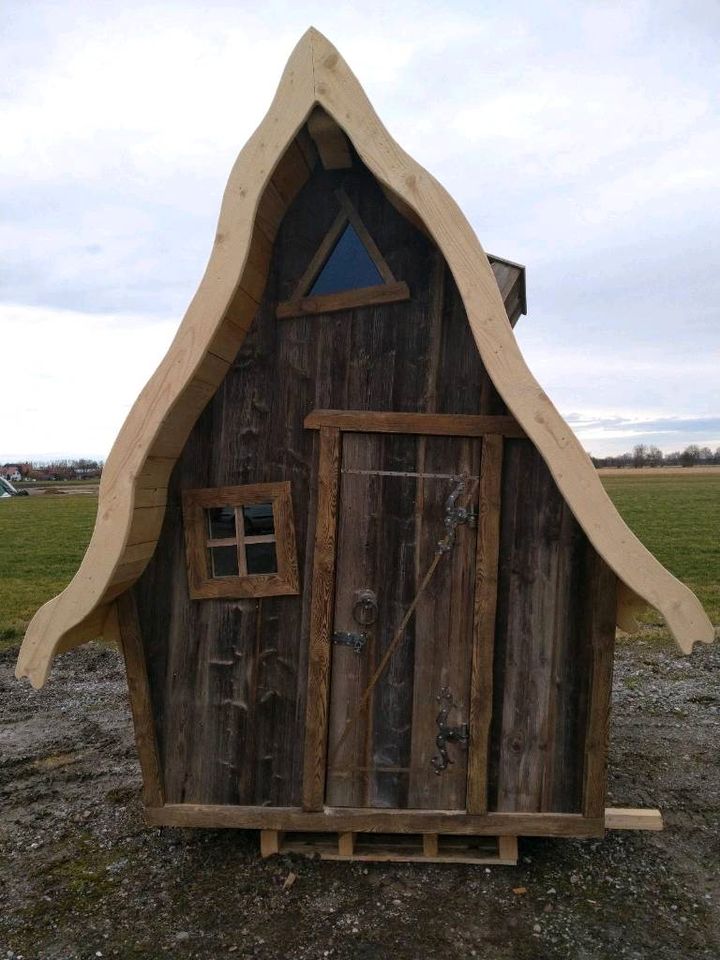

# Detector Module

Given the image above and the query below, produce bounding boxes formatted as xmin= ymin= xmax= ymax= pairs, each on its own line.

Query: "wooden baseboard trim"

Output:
xmin=144 ymin=804 xmax=604 ymax=837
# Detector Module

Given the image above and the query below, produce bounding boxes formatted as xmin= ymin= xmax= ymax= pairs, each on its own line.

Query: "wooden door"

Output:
xmin=325 ymin=432 xmax=481 ymax=810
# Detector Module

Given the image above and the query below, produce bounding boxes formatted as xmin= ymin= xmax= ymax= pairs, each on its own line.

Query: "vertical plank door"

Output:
xmin=324 ymin=433 xmax=481 ymax=810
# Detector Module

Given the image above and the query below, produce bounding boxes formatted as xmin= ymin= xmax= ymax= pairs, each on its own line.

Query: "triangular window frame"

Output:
xmin=276 ymin=189 xmax=409 ymax=319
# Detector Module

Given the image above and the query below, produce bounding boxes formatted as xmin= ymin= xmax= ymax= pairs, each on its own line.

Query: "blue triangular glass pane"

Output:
xmin=309 ymin=223 xmax=384 ymax=296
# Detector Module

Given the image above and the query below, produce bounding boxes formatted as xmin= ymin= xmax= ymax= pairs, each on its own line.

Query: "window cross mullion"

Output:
xmin=235 ymin=507 xmax=248 ymax=576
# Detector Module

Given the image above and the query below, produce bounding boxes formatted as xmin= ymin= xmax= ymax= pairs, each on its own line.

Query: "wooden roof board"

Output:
xmin=16 ymin=28 xmax=713 ymax=689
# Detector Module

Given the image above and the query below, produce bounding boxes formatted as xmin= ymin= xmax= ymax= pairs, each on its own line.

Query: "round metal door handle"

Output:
xmin=353 ymin=589 xmax=378 ymax=626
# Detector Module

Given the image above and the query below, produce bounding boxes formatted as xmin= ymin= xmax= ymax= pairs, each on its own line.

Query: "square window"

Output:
xmin=182 ymin=482 xmax=299 ymax=599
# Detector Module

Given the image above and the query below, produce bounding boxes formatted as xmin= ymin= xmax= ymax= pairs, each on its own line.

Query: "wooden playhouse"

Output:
xmin=17 ymin=29 xmax=713 ymax=865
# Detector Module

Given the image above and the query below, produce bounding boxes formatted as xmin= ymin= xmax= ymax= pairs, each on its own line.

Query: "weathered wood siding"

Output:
xmin=132 ymin=151 xmax=615 ymax=813
xmin=488 ymin=440 xmax=617 ymax=813
xmin=133 ymin=159 xmax=496 ymax=806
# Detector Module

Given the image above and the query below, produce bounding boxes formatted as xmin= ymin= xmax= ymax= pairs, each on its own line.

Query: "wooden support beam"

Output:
xmin=307 ymin=107 xmax=353 ymax=169
xmin=604 ymin=808 xmax=664 ymax=831
xmin=114 ymin=594 xmax=164 ymax=807
xmin=145 ymin=805 xmax=605 ymax=837
xmin=497 ymin=835 xmax=519 ymax=864
xmin=582 ymin=555 xmax=618 ymax=818
xmin=302 ymin=427 xmax=342 ymax=810
xmin=423 ymin=833 xmax=439 ymax=857
xmin=260 ymin=829 xmax=284 ymax=857
xmin=277 ymin=281 xmax=409 ymax=320
xmin=304 ymin=410 xmax=526 ymax=438
xmin=466 ymin=434 xmax=503 ymax=813
xmin=338 ymin=831 xmax=356 ymax=857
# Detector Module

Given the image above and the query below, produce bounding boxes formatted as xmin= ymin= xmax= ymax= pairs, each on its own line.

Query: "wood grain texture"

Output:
xmin=302 ymin=427 xmax=342 ymax=810
xmin=305 ymin=411 xmax=525 ymax=437
xmin=466 ymin=434 xmax=503 ymax=814
xmin=277 ymin=281 xmax=409 ymax=319
xmin=181 ymin=481 xmax=299 ymax=599
xmin=18 ymin=27 xmax=710 ymax=689
xmin=114 ymin=595 xmax=164 ymax=806
xmin=604 ymin=808 xmax=663 ymax=831
xmin=145 ymin=804 xmax=605 ymax=837
xmin=307 ymin=106 xmax=353 ymax=169
xmin=489 ymin=442 xmax=619 ymax=814
xmin=582 ymin=553 xmax=618 ymax=818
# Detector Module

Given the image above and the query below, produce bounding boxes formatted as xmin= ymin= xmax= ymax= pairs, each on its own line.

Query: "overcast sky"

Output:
xmin=2 ymin=0 xmax=719 ymax=461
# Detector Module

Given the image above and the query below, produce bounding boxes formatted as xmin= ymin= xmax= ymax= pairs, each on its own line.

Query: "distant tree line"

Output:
xmin=5 ymin=459 xmax=104 ymax=481
xmin=591 ymin=444 xmax=720 ymax=469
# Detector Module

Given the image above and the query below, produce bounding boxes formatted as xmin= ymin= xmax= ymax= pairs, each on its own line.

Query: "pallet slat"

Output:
xmin=259 ymin=831 xmax=518 ymax=865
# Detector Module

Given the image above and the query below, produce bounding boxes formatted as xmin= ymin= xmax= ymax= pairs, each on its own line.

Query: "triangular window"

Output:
xmin=309 ymin=223 xmax=383 ymax=296
xmin=276 ymin=189 xmax=409 ymax=319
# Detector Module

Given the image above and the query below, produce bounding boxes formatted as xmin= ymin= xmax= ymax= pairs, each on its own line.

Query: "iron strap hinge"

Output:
xmin=332 ymin=630 xmax=367 ymax=654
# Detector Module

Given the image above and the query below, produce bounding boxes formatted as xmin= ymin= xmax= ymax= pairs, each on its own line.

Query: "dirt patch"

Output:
xmin=1 ymin=638 xmax=718 ymax=959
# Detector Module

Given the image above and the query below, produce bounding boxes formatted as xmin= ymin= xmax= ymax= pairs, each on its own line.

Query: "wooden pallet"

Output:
xmin=260 ymin=830 xmax=518 ymax=865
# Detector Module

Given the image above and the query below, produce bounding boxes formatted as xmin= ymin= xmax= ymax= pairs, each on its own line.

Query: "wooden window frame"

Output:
xmin=182 ymin=481 xmax=300 ymax=599
xmin=276 ymin=189 xmax=410 ymax=320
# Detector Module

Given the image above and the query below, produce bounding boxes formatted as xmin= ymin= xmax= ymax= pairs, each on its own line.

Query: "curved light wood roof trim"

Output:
xmin=17 ymin=28 xmax=712 ymax=688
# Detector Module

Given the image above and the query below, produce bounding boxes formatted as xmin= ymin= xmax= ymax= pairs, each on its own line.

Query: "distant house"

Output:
xmin=1 ymin=465 xmax=22 ymax=482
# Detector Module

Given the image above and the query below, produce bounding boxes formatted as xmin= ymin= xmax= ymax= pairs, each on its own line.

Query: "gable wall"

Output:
xmin=132 ymin=157 xmax=615 ymax=811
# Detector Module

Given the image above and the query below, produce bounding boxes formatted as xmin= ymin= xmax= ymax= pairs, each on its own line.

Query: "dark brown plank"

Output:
xmin=466 ymin=434 xmax=503 ymax=814
xmin=115 ymin=594 xmax=164 ymax=806
xmin=302 ymin=427 xmax=342 ymax=810
xmin=407 ymin=436 xmax=480 ymax=809
xmin=489 ymin=441 xmax=607 ymax=814
xmin=146 ymin=805 xmax=605 ymax=837
xmin=582 ymin=552 xmax=618 ymax=817
xmin=304 ymin=410 xmax=525 ymax=437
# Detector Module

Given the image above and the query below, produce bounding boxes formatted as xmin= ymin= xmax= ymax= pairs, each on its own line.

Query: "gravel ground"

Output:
xmin=1 ymin=636 xmax=718 ymax=960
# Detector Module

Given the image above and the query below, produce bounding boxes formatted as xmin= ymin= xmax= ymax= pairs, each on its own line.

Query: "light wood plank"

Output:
xmin=423 ymin=833 xmax=439 ymax=857
xmin=307 ymin=107 xmax=353 ymax=169
xmin=497 ymin=835 xmax=519 ymax=863
xmin=302 ymin=427 xmax=342 ymax=810
xmin=260 ymin=829 xmax=284 ymax=857
xmin=604 ymin=808 xmax=664 ymax=831
xmin=466 ymin=434 xmax=503 ymax=814
xmin=337 ymin=831 xmax=356 ymax=856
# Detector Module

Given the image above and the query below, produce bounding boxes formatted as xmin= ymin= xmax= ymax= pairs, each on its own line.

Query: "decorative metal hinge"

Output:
xmin=332 ymin=630 xmax=367 ymax=654
xmin=431 ymin=688 xmax=469 ymax=774
xmin=437 ymin=479 xmax=477 ymax=554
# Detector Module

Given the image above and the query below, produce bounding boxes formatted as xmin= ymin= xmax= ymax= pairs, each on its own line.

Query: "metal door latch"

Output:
xmin=437 ymin=479 xmax=478 ymax=554
xmin=332 ymin=630 xmax=367 ymax=654
xmin=431 ymin=688 xmax=469 ymax=774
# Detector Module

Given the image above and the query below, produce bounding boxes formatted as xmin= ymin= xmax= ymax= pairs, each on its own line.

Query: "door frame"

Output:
xmin=301 ymin=410 xmax=514 ymax=812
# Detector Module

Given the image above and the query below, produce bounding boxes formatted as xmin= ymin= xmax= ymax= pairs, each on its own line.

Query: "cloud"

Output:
xmin=1 ymin=0 xmax=719 ymax=459
xmin=0 ymin=302 xmax=176 ymax=461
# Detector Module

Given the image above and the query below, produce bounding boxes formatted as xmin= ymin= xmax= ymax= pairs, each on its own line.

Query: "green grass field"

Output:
xmin=0 ymin=473 xmax=717 ymax=651
xmin=0 ymin=496 xmax=97 ymax=646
